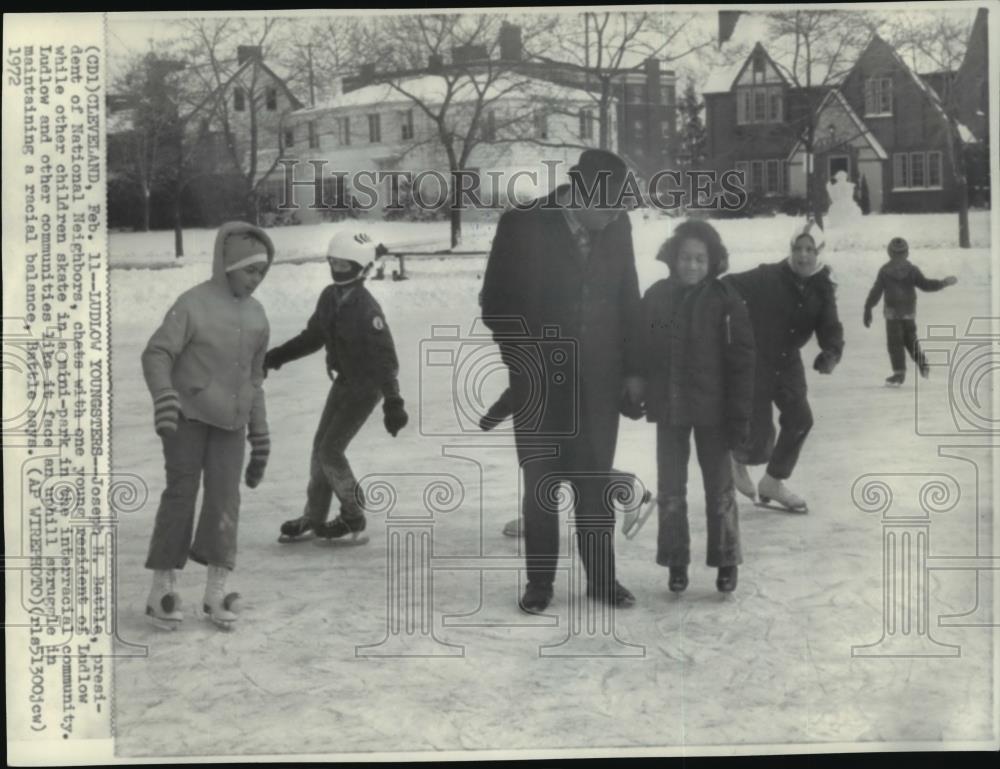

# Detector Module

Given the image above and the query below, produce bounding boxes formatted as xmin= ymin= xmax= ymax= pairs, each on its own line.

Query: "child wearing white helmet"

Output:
xmin=264 ymin=231 xmax=407 ymax=543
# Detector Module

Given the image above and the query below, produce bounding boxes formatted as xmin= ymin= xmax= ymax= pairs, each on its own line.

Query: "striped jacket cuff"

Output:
xmin=248 ymin=431 xmax=270 ymax=463
xmin=153 ymin=390 xmax=180 ymax=434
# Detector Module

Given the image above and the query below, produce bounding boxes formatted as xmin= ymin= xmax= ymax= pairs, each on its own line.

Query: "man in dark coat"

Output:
xmin=723 ymin=221 xmax=844 ymax=512
xmin=480 ymin=149 xmax=644 ymax=614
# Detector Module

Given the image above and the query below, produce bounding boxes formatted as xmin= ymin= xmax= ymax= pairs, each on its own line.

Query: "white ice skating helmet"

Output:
xmin=326 ymin=232 xmax=380 ymax=285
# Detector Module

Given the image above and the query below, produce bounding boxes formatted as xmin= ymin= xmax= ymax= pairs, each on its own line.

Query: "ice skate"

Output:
xmin=278 ymin=515 xmax=316 ymax=543
xmin=885 ymin=372 xmax=905 ymax=387
xmin=202 ymin=565 xmax=239 ymax=631
xmin=315 ymin=514 xmax=369 ymax=545
xmin=716 ymin=565 xmax=739 ymax=593
xmin=502 ymin=517 xmax=522 ymax=538
xmin=756 ymin=474 xmax=808 ymax=513
xmin=145 ymin=569 xmax=183 ymax=631
xmin=731 ymin=458 xmax=757 ymax=502
xmin=518 ymin=581 xmax=553 ymax=615
xmin=668 ymin=566 xmax=688 ymax=594
xmin=616 ymin=476 xmax=654 ymax=538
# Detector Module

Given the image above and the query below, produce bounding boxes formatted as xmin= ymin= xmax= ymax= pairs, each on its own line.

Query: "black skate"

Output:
xmin=885 ymin=372 xmax=905 ymax=387
xmin=314 ymin=514 xmax=369 ymax=546
xmin=278 ymin=516 xmax=315 ymax=543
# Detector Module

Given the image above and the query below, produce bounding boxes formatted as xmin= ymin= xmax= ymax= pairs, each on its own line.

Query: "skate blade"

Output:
xmin=756 ymin=498 xmax=808 ymax=514
xmin=145 ymin=607 xmax=182 ymax=631
xmin=622 ymin=498 xmax=658 ymax=539
xmin=314 ymin=534 xmax=370 ymax=547
xmin=278 ymin=531 xmax=315 ymax=544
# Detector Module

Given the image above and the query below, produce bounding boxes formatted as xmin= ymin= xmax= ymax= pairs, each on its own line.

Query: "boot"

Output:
xmin=202 ymin=565 xmax=239 ymax=630
xmin=758 ymin=474 xmax=808 ymax=513
xmin=518 ymin=581 xmax=553 ymax=614
xmin=668 ymin=566 xmax=688 ymax=593
xmin=315 ymin=513 xmax=368 ymax=543
xmin=717 ymin=565 xmax=739 ymax=593
xmin=885 ymin=372 xmax=905 ymax=386
xmin=502 ymin=517 xmax=522 ymax=538
xmin=731 ymin=457 xmax=757 ymax=502
xmin=145 ymin=569 xmax=183 ymax=630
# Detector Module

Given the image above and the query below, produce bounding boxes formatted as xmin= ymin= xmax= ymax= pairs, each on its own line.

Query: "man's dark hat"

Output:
xmin=571 ymin=149 xmax=629 ymax=184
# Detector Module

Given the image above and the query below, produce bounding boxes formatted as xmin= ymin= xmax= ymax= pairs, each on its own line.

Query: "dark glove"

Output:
xmin=727 ymin=420 xmax=751 ymax=452
xmin=620 ymin=376 xmax=646 ymax=420
xmin=383 ymin=396 xmax=408 ymax=437
xmin=263 ymin=349 xmax=282 ymax=374
xmin=245 ymin=431 xmax=270 ymax=488
xmin=863 ymin=307 xmax=872 ymax=328
xmin=813 ymin=350 xmax=838 ymax=375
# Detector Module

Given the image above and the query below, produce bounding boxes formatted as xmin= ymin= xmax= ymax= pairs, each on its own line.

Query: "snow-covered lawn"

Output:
xmin=109 ymin=210 xmax=995 ymax=757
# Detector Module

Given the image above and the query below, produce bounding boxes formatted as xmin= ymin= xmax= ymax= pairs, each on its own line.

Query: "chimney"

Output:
xmin=451 ymin=44 xmax=488 ymax=66
xmin=499 ymin=23 xmax=522 ymax=62
xmin=360 ymin=63 xmax=376 ymax=82
xmin=428 ymin=53 xmax=444 ymax=72
xmin=237 ymin=46 xmax=262 ymax=65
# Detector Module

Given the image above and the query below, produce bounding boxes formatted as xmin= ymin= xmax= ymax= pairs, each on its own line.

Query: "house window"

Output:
xmin=753 ymin=54 xmax=766 ymax=75
xmin=765 ymin=159 xmax=780 ymax=194
xmin=368 ymin=113 xmax=381 ymax=143
xmin=927 ymin=151 xmax=942 ymax=187
xmin=535 ymin=111 xmax=548 ymax=140
xmin=737 ymin=89 xmax=751 ymax=124
xmin=625 ymin=84 xmax=644 ymax=104
xmin=284 ymin=128 xmax=294 ymax=148
xmin=893 ymin=151 xmax=943 ymax=190
xmin=233 ymin=88 xmax=245 ymax=112
xmin=864 ymin=77 xmax=892 ymax=116
xmin=750 ymin=160 xmax=764 ymax=193
xmin=579 ymin=109 xmax=594 ymax=140
xmin=660 ymin=85 xmax=674 ymax=106
xmin=753 ymin=89 xmax=767 ymax=122
xmin=734 ymin=161 xmax=749 ymax=189
xmin=480 ymin=110 xmax=496 ymax=142
xmin=768 ymin=88 xmax=783 ymax=122
xmin=660 ymin=119 xmax=672 ymax=139
xmin=632 ymin=118 xmax=645 ymax=143
xmin=737 ymin=86 xmax=783 ymax=125
xmin=266 ymin=86 xmax=278 ymax=111
xmin=400 ymin=110 xmax=414 ymax=141
xmin=308 ymin=121 xmax=319 ymax=149
xmin=337 ymin=116 xmax=351 ymax=145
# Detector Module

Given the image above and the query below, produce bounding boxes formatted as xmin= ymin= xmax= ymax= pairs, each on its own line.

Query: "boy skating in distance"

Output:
xmin=142 ymin=221 xmax=274 ymax=630
xmin=863 ymin=236 xmax=957 ymax=386
xmin=265 ymin=232 xmax=408 ymax=544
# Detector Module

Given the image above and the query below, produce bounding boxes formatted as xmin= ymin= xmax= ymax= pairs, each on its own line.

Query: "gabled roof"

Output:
xmin=186 ymin=55 xmax=303 ymax=120
xmin=787 ymin=89 xmax=887 ymax=160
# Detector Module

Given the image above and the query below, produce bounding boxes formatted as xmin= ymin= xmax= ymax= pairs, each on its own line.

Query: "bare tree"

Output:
xmin=527 ymin=11 xmax=714 ymax=152
xmin=885 ymin=10 xmax=979 ymax=248
xmin=764 ymin=10 xmax=875 ymax=226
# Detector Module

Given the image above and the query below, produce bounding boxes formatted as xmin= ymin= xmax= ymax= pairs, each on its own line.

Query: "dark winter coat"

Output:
xmin=864 ymin=257 xmax=949 ymax=320
xmin=265 ymin=281 xmax=399 ymax=392
xmin=642 ymin=276 xmax=755 ymax=429
xmin=480 ymin=188 xmax=643 ymax=469
xmin=724 ymin=260 xmax=844 ymax=375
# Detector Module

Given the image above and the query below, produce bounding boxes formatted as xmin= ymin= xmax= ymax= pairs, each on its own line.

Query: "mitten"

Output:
xmin=263 ymin=349 xmax=282 ymax=373
xmin=943 ymin=276 xmax=958 ymax=287
xmin=620 ymin=376 xmax=646 ymax=420
xmin=813 ymin=350 xmax=838 ymax=375
xmin=727 ymin=420 xmax=751 ymax=452
xmin=245 ymin=431 xmax=270 ymax=488
xmin=153 ymin=389 xmax=181 ymax=436
xmin=620 ymin=391 xmax=645 ymax=420
xmin=383 ymin=397 xmax=409 ymax=437
xmin=863 ymin=307 xmax=872 ymax=328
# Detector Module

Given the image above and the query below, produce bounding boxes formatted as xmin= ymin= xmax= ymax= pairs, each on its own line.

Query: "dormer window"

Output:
xmin=737 ymin=85 xmax=783 ymax=124
xmin=864 ymin=77 xmax=892 ymax=116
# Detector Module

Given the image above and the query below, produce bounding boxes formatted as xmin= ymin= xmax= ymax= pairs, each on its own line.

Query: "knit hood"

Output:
xmin=212 ymin=221 xmax=276 ymax=288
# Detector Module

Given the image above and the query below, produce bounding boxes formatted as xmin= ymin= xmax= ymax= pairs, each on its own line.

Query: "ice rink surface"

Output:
xmin=108 ymin=210 xmax=995 ymax=757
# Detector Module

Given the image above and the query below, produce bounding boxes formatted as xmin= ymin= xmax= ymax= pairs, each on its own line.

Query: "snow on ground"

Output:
xmin=109 ymin=211 xmax=995 ymax=757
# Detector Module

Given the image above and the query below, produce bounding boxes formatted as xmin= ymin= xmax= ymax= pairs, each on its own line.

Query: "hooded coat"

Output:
xmin=864 ymin=257 xmax=949 ymax=320
xmin=142 ymin=221 xmax=272 ymax=433
xmin=480 ymin=187 xmax=643 ymax=469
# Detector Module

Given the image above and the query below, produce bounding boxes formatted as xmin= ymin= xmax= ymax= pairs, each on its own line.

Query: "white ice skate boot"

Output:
xmin=145 ymin=569 xmax=183 ymax=630
xmin=757 ymin=474 xmax=808 ymax=513
xmin=731 ymin=458 xmax=757 ymax=502
xmin=202 ymin=565 xmax=240 ymax=631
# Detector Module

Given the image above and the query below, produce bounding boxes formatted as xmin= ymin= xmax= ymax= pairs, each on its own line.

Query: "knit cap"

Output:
xmin=887 ymin=237 xmax=909 ymax=258
xmin=224 ymin=231 xmax=271 ymax=272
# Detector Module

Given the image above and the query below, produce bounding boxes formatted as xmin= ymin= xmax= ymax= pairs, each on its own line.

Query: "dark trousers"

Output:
xmin=146 ymin=415 xmax=245 ymax=571
xmin=303 ymin=378 xmax=380 ymax=523
xmin=656 ymin=422 xmax=742 ymax=568
xmin=734 ymin=361 xmax=813 ymax=481
xmin=886 ymin=318 xmax=925 ymax=374
xmin=518 ymin=436 xmax=618 ymax=591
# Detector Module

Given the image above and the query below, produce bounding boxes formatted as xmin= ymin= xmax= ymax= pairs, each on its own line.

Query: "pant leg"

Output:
xmin=886 ymin=319 xmax=906 ymax=373
xmin=694 ymin=424 xmax=742 ymax=568
xmin=766 ymin=364 xmax=813 ymax=481
xmin=303 ymin=383 xmax=341 ymax=524
xmin=145 ymin=415 xmax=208 ymax=571
xmin=571 ymin=459 xmax=619 ymax=593
xmin=733 ymin=373 xmax=776 ymax=467
xmin=655 ymin=422 xmax=692 ymax=568
xmin=316 ymin=378 xmax=380 ymax=521
xmin=519 ymin=444 xmax=563 ymax=586
xmin=190 ymin=424 xmax=246 ymax=570
xmin=902 ymin=319 xmax=924 ymax=368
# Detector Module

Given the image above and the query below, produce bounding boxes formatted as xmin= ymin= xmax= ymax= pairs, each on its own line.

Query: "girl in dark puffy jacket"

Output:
xmin=642 ymin=219 xmax=756 ymax=594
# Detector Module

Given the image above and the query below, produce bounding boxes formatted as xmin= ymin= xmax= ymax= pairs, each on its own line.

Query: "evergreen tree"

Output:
xmin=677 ymin=79 xmax=707 ymax=168
xmin=858 ymin=174 xmax=871 ymax=215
